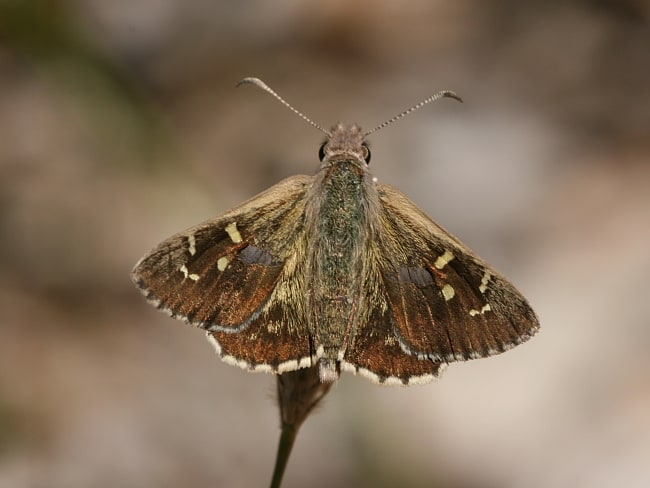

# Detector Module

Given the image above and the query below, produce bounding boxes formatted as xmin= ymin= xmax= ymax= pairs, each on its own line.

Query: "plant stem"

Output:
xmin=269 ymin=365 xmax=333 ymax=488
xmin=269 ymin=422 xmax=297 ymax=488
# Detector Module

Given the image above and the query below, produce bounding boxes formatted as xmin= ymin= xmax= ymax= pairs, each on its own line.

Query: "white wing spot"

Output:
xmin=469 ymin=303 xmax=491 ymax=316
xmin=187 ymin=234 xmax=197 ymax=256
xmin=478 ymin=270 xmax=491 ymax=294
xmin=434 ymin=250 xmax=455 ymax=270
xmin=442 ymin=284 xmax=455 ymax=301
xmin=217 ymin=256 xmax=229 ymax=271
xmin=225 ymin=222 xmax=242 ymax=243
xmin=180 ymin=264 xmax=199 ymax=281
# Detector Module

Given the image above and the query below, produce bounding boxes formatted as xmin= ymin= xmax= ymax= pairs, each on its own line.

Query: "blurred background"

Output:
xmin=1 ymin=1 xmax=649 ymax=487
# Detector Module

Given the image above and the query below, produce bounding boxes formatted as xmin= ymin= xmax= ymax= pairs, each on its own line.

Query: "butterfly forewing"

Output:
xmin=375 ymin=184 xmax=539 ymax=364
xmin=132 ymin=175 xmax=315 ymax=369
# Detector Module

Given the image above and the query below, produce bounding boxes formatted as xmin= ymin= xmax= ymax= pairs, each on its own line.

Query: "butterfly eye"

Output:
xmin=318 ymin=143 xmax=327 ymax=161
xmin=361 ymin=143 xmax=371 ymax=164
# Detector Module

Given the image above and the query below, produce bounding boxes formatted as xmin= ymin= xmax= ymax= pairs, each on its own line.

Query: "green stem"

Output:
xmin=269 ymin=422 xmax=298 ymax=488
xmin=269 ymin=366 xmax=334 ymax=487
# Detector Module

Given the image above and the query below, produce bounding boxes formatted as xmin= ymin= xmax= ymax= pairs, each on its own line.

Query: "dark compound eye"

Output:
xmin=361 ymin=143 xmax=371 ymax=164
xmin=318 ymin=142 xmax=327 ymax=161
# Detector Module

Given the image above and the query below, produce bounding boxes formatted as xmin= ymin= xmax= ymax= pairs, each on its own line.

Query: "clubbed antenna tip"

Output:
xmin=364 ymin=90 xmax=463 ymax=136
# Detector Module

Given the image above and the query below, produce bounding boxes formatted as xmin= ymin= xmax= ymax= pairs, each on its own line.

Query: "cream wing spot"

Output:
xmin=478 ymin=270 xmax=491 ymax=294
xmin=442 ymin=283 xmax=455 ymax=301
xmin=217 ymin=256 xmax=229 ymax=271
xmin=187 ymin=234 xmax=197 ymax=256
xmin=179 ymin=264 xmax=199 ymax=281
xmin=434 ymin=250 xmax=455 ymax=270
xmin=469 ymin=303 xmax=492 ymax=316
xmin=225 ymin=222 xmax=242 ymax=243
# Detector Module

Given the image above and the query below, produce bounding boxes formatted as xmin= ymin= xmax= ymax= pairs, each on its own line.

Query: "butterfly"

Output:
xmin=131 ymin=78 xmax=539 ymax=385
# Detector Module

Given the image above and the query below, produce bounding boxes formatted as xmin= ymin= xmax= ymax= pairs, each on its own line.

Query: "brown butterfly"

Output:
xmin=131 ymin=78 xmax=539 ymax=385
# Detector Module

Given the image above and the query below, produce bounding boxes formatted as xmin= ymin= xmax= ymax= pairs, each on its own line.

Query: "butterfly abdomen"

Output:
xmin=306 ymin=160 xmax=376 ymax=380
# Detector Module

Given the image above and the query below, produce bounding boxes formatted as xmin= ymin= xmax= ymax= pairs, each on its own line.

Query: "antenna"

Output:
xmin=364 ymin=90 xmax=463 ymax=136
xmin=238 ymin=77 xmax=463 ymax=138
xmin=237 ymin=77 xmax=330 ymax=136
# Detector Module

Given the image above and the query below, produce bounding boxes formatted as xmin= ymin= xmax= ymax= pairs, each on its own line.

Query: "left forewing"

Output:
xmin=131 ymin=175 xmax=311 ymax=331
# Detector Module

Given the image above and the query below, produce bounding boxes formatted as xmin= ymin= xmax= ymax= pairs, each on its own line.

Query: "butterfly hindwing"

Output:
xmin=132 ymin=175 xmax=314 ymax=369
xmin=207 ymin=299 xmax=313 ymax=373
xmin=375 ymin=184 xmax=539 ymax=365
xmin=343 ymin=305 xmax=444 ymax=385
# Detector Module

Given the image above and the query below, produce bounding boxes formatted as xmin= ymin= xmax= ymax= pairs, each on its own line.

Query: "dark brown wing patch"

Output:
xmin=377 ymin=184 xmax=539 ymax=366
xmin=385 ymin=263 xmax=533 ymax=361
xmin=132 ymin=175 xmax=311 ymax=335
xmin=208 ymin=299 xmax=313 ymax=373
xmin=343 ymin=306 xmax=443 ymax=385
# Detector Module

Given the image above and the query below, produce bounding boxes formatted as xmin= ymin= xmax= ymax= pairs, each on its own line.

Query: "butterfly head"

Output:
xmin=319 ymin=123 xmax=371 ymax=166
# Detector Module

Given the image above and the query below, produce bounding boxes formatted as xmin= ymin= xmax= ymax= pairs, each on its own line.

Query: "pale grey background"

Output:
xmin=1 ymin=1 xmax=649 ymax=487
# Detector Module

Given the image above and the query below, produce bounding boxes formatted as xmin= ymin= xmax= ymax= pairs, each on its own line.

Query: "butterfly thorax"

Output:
xmin=304 ymin=124 xmax=380 ymax=382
